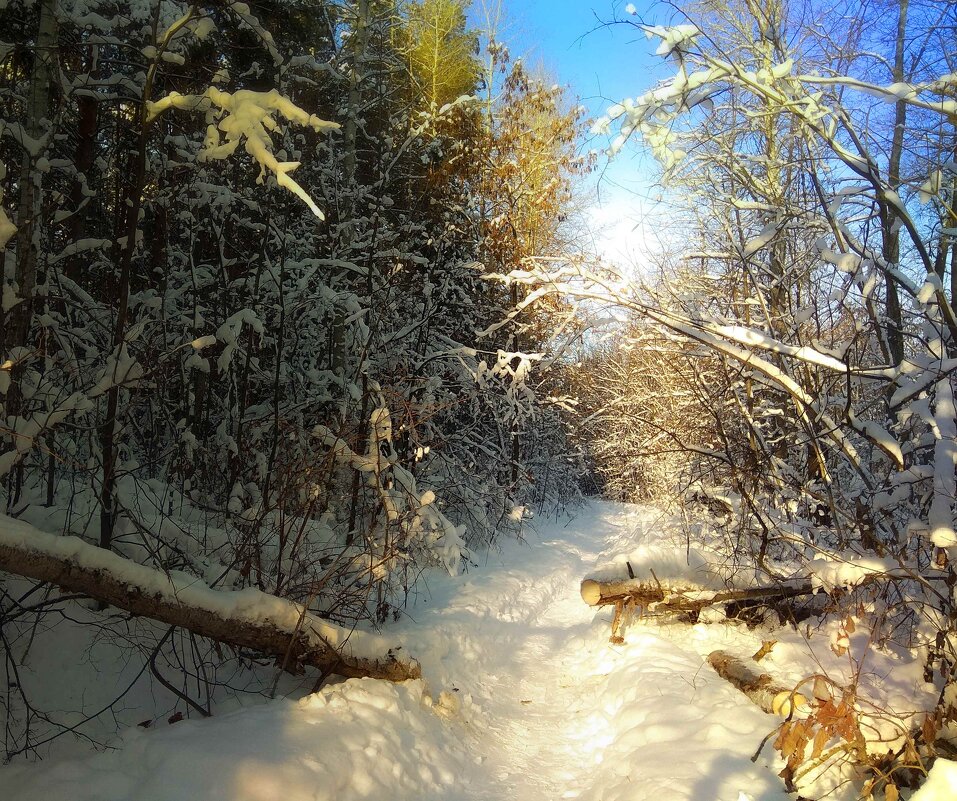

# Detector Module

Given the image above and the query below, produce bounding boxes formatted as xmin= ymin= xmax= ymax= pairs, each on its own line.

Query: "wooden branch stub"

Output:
xmin=580 ymin=578 xmax=604 ymax=606
xmin=582 ymin=574 xmax=818 ymax=644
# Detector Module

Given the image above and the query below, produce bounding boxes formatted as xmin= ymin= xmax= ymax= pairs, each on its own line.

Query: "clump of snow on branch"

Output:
xmin=642 ymin=24 xmax=701 ymax=58
xmin=803 ymin=556 xmax=897 ymax=593
xmin=89 ymin=343 xmax=145 ymax=398
xmin=313 ymin=406 xmax=466 ymax=577
xmin=146 ymin=88 xmax=339 ymax=219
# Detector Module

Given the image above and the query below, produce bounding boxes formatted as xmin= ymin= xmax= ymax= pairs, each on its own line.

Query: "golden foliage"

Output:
xmin=399 ymin=0 xmax=479 ymax=109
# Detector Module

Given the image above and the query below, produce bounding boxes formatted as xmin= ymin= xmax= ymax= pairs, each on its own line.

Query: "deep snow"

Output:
xmin=3 ymin=502 xmax=943 ymax=800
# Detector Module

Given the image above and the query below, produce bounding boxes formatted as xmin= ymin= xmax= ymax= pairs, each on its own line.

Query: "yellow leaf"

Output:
xmin=811 ymin=726 xmax=830 ymax=760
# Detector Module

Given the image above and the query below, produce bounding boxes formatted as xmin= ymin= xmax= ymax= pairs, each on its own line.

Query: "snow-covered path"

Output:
xmin=409 ymin=501 xmax=790 ymax=801
xmin=3 ymin=502 xmax=791 ymax=801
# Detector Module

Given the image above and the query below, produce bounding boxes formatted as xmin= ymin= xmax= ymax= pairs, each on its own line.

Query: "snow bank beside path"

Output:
xmin=587 ymin=542 xmax=731 ymax=588
xmin=2 ymin=679 xmax=472 ymax=801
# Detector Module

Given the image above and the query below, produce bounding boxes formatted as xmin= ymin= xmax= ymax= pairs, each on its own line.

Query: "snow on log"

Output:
xmin=707 ymin=650 xmax=807 ymax=717
xmin=0 ymin=515 xmax=419 ymax=682
xmin=580 ymin=577 xmax=815 ymax=611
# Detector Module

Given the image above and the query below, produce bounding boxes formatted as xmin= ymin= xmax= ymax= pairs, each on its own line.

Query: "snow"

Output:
xmin=708 ymin=323 xmax=849 ymax=374
xmin=804 ymin=555 xmax=897 ymax=592
xmin=742 ymin=221 xmax=781 ymax=257
xmin=2 ymin=680 xmax=468 ymax=801
xmin=89 ymin=343 xmax=145 ymax=397
xmin=642 ymin=25 xmax=701 ymax=58
xmin=587 ymin=540 xmax=732 ymax=590
xmin=48 ymin=237 xmax=112 ymax=264
xmin=911 ymin=759 xmax=957 ymax=800
xmin=146 ymin=89 xmax=339 ymax=219
xmin=0 ymin=503 xmax=943 ymax=800
xmin=190 ymin=334 xmax=216 ymax=349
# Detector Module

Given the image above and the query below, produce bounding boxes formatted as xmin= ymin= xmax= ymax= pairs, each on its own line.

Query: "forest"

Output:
xmin=1 ymin=1 xmax=956 ymax=800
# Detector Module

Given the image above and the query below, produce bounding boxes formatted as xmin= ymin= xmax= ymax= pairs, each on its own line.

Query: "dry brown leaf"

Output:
xmin=811 ymin=726 xmax=830 ymax=760
xmin=773 ymin=721 xmax=789 ymax=752
xmin=812 ymin=676 xmax=832 ymax=702
xmin=778 ymin=720 xmax=810 ymax=764
xmin=922 ymin=714 xmax=937 ymax=746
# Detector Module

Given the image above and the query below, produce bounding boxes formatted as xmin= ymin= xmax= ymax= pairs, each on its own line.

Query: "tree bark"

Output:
xmin=6 ymin=0 xmax=58 ymax=355
xmin=580 ymin=577 xmax=815 ymax=611
xmin=707 ymin=649 xmax=806 ymax=717
xmin=882 ymin=0 xmax=908 ymax=366
xmin=0 ymin=528 xmax=420 ymax=683
xmin=99 ymin=4 xmax=172 ymax=550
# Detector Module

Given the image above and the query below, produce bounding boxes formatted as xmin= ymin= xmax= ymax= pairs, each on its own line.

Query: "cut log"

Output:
xmin=580 ymin=577 xmax=815 ymax=613
xmin=707 ymin=649 xmax=807 ymax=717
xmin=0 ymin=518 xmax=419 ymax=682
xmin=583 ymin=559 xmax=943 ymax=612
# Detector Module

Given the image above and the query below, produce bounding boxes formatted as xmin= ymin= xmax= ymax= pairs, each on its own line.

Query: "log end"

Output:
xmin=580 ymin=579 xmax=602 ymax=606
xmin=771 ymin=691 xmax=808 ymax=718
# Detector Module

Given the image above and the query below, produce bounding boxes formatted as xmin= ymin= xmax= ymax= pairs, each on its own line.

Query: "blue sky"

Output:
xmin=491 ymin=2 xmax=662 ymax=115
xmin=468 ymin=1 xmax=678 ymax=265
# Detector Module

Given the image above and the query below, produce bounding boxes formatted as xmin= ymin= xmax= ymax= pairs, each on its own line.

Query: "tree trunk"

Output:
xmin=99 ymin=4 xmax=164 ymax=550
xmin=0 ymin=523 xmax=420 ymax=683
xmin=6 ymin=0 xmax=58 ymax=355
xmin=579 ymin=577 xmax=815 ymax=611
xmin=66 ymin=93 xmax=99 ymax=284
xmin=331 ymin=0 xmax=372 ymax=408
xmin=883 ymin=0 xmax=908 ymax=366
xmin=707 ymin=649 xmax=806 ymax=717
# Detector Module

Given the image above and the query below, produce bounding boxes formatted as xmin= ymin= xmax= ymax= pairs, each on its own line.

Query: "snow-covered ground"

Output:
xmin=1 ymin=502 xmax=948 ymax=800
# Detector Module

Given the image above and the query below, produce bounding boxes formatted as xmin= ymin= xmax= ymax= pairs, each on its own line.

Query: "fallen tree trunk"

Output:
xmin=580 ymin=577 xmax=815 ymax=612
xmin=0 ymin=517 xmax=419 ymax=682
xmin=707 ymin=649 xmax=807 ymax=717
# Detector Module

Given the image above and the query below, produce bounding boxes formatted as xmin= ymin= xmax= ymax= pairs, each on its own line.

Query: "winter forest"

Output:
xmin=1 ymin=0 xmax=957 ymax=799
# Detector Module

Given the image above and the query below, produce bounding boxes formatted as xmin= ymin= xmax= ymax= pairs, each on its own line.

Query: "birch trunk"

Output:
xmin=6 ymin=0 xmax=58 ymax=354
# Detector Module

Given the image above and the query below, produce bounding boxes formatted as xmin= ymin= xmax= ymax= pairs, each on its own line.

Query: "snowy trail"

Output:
xmin=408 ymin=501 xmax=790 ymax=801
xmin=3 ymin=502 xmax=791 ymax=801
